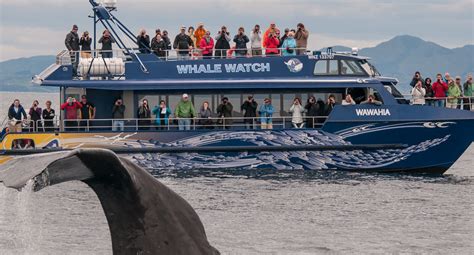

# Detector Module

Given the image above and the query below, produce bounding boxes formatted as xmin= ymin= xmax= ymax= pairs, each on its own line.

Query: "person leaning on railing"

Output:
xmin=424 ymin=78 xmax=434 ymax=106
xmin=289 ymin=97 xmax=305 ymax=129
xmin=136 ymin=29 xmax=151 ymax=54
xmin=173 ymin=26 xmax=194 ymax=61
xmin=151 ymin=34 xmax=167 ymax=59
xmin=282 ymin=31 xmax=297 ymax=56
xmin=464 ymin=74 xmax=473 ymax=110
xmin=7 ymin=99 xmax=27 ymax=133
xmin=200 ymin=31 xmax=214 ymax=59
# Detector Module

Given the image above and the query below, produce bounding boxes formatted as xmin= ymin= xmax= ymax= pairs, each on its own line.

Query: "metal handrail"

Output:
xmin=394 ymin=94 xmax=474 ymax=110
xmin=10 ymin=116 xmax=329 ymax=133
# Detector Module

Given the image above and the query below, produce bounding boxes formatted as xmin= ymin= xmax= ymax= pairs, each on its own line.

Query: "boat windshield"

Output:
xmin=359 ymin=60 xmax=380 ymax=77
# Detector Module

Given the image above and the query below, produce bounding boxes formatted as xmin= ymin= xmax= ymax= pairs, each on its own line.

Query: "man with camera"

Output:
xmin=112 ymin=98 xmax=126 ymax=131
xmin=410 ymin=71 xmax=425 ymax=88
xmin=65 ymin=24 xmax=80 ymax=76
xmin=215 ymin=26 xmax=231 ymax=58
xmin=241 ymin=96 xmax=258 ymax=129
xmin=295 ymin=23 xmax=309 ymax=55
xmin=233 ymin=27 xmax=250 ymax=57
xmin=173 ymin=26 xmax=194 ymax=60
xmin=60 ymin=96 xmax=83 ymax=131
xmin=217 ymin=97 xmax=234 ymax=129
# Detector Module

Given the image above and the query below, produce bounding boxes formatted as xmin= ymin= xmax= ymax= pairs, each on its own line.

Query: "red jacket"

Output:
xmin=61 ymin=102 xmax=82 ymax=119
xmin=432 ymin=81 xmax=448 ymax=98
xmin=264 ymin=36 xmax=280 ymax=54
xmin=199 ymin=37 xmax=214 ymax=55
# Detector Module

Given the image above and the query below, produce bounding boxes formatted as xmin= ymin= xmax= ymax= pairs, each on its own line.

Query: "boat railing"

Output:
xmin=59 ymin=46 xmax=310 ymax=64
xmin=394 ymin=95 xmax=474 ymax=110
xmin=10 ymin=116 xmax=329 ymax=133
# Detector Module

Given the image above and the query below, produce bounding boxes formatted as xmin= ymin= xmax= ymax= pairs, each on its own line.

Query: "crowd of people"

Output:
xmin=409 ymin=71 xmax=473 ymax=110
xmin=65 ymin=22 xmax=310 ymax=62
xmin=6 ymin=92 xmax=385 ymax=134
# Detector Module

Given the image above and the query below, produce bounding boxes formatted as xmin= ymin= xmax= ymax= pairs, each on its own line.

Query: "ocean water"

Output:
xmin=0 ymin=92 xmax=473 ymax=254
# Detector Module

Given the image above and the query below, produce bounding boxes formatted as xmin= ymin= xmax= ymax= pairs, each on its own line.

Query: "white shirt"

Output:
xmin=411 ymin=87 xmax=426 ymax=105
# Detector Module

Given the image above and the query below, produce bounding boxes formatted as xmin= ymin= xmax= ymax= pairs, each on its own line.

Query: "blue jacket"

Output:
xmin=282 ymin=38 xmax=297 ymax=56
xmin=152 ymin=106 xmax=172 ymax=125
xmin=8 ymin=104 xmax=27 ymax=120
xmin=258 ymin=104 xmax=274 ymax=123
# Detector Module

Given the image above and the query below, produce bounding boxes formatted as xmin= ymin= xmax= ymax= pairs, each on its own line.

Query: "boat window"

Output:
xmin=220 ymin=94 xmax=243 ymax=116
xmin=359 ymin=59 xmax=381 ymax=76
xmin=314 ymin=60 xmax=340 ymax=76
xmin=270 ymin=94 xmax=282 ymax=116
xmin=313 ymin=61 xmax=327 ymax=75
xmin=340 ymin=60 xmax=366 ymax=75
xmin=194 ymin=94 xmax=213 ymax=114
xmin=12 ymin=139 xmax=35 ymax=150
xmin=168 ymin=95 xmax=182 ymax=110
xmin=346 ymin=88 xmax=367 ymax=104
xmin=283 ymin=94 xmax=297 ymax=116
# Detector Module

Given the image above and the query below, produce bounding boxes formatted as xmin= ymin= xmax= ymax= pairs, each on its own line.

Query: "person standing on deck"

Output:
xmin=8 ymin=99 xmax=27 ymax=133
xmin=279 ymin=28 xmax=290 ymax=49
xmin=99 ymin=30 xmax=116 ymax=58
xmin=151 ymin=34 xmax=167 ymax=58
xmin=61 ymin=97 xmax=82 ymax=131
xmin=410 ymin=71 xmax=424 ymax=88
xmin=194 ymin=23 xmax=206 ymax=49
xmin=259 ymin=98 xmax=274 ymax=130
xmin=241 ymin=95 xmax=258 ymax=129
xmin=29 ymin=100 xmax=43 ymax=132
xmin=233 ymin=27 xmax=250 ymax=57
xmin=424 ymin=78 xmax=434 ymax=106
xmin=137 ymin=99 xmax=151 ymax=130
xmin=263 ymin=31 xmax=280 ymax=56
xmin=446 ymin=77 xmax=462 ymax=109
xmin=152 ymin=100 xmax=172 ymax=130
xmin=411 ymin=80 xmax=426 ymax=105
xmin=79 ymin=95 xmax=96 ymax=131
xmin=65 ymin=24 xmax=80 ymax=76
xmin=289 ymin=97 xmax=305 ymax=129
xmin=200 ymin=31 xmax=214 ymax=59
xmin=282 ymin=31 xmax=297 ymax=56
xmin=79 ymin=31 xmax=92 ymax=58
xmin=251 ymin=25 xmax=262 ymax=56
xmin=305 ymin=96 xmax=319 ymax=128
xmin=162 ymin=30 xmax=172 ymax=58
xmin=215 ymin=26 xmax=231 ymax=59
xmin=295 ymin=23 xmax=309 ymax=55
xmin=464 ymin=74 xmax=473 ymax=110
xmin=112 ymin=98 xmax=126 ymax=131
xmin=217 ymin=97 xmax=234 ymax=129
xmin=199 ymin=101 xmax=214 ymax=129
xmin=175 ymin=94 xmax=197 ymax=131
xmin=42 ymin=101 xmax=56 ymax=132
xmin=173 ymin=26 xmax=194 ymax=60
xmin=187 ymin=26 xmax=197 ymax=49
xmin=432 ymin=74 xmax=448 ymax=107
xmin=136 ymin=29 xmax=151 ymax=54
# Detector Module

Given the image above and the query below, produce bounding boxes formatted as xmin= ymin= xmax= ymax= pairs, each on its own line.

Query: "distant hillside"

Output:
xmin=0 ymin=35 xmax=472 ymax=93
xmin=0 ymin=55 xmax=57 ymax=92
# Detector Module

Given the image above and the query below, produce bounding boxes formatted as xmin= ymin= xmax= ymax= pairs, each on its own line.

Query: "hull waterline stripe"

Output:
xmin=0 ymin=144 xmax=407 ymax=156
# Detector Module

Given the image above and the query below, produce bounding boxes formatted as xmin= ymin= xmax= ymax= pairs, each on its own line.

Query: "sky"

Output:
xmin=0 ymin=0 xmax=473 ymax=61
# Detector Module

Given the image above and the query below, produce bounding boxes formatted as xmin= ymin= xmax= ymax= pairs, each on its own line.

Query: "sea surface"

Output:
xmin=0 ymin=92 xmax=473 ymax=254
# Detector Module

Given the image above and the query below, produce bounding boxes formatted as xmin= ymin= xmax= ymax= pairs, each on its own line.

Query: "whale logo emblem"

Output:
xmin=284 ymin=58 xmax=303 ymax=73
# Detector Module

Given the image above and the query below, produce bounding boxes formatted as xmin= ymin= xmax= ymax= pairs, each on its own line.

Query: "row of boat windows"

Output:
xmin=137 ymin=88 xmax=381 ymax=117
xmin=313 ymin=60 xmax=369 ymax=76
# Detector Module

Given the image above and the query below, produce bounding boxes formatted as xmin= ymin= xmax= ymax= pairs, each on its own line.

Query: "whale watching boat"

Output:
xmin=1 ymin=0 xmax=473 ymax=174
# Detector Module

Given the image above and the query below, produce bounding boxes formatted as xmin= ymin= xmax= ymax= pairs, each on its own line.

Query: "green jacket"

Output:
xmin=464 ymin=81 xmax=473 ymax=97
xmin=175 ymin=100 xmax=197 ymax=118
xmin=447 ymin=82 xmax=461 ymax=104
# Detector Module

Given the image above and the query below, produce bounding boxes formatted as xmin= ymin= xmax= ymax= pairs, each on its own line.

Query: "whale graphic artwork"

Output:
xmin=0 ymin=149 xmax=220 ymax=255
